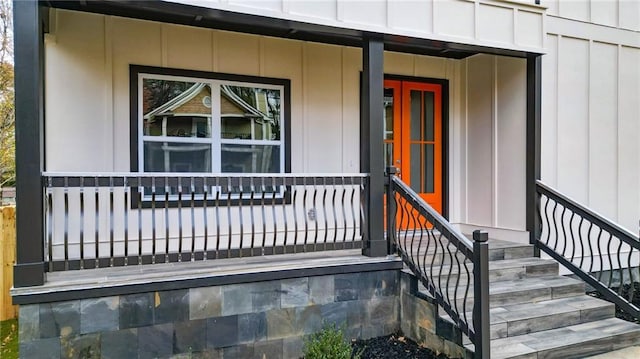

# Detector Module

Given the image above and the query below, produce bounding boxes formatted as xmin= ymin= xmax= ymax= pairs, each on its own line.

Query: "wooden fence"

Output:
xmin=0 ymin=206 xmax=16 ymax=321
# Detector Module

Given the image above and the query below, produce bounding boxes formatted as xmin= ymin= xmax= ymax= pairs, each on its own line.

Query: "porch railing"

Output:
xmin=535 ymin=180 xmax=640 ymax=319
xmin=386 ymin=168 xmax=490 ymax=359
xmin=43 ymin=172 xmax=367 ymax=271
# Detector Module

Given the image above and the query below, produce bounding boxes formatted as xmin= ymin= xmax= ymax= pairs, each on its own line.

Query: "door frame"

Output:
xmin=384 ymin=74 xmax=450 ymax=219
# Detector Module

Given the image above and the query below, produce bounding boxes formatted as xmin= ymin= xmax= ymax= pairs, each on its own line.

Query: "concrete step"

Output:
xmin=440 ymin=295 xmax=615 ymax=345
xmin=486 ymin=317 xmax=640 ymax=359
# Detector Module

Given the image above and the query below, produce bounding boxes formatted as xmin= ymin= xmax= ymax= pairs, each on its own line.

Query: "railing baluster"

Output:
xmin=203 ymin=177 xmax=209 ymax=259
xmin=109 ymin=177 xmax=114 ymax=267
xmin=124 ymin=177 xmax=129 ymax=266
xmin=137 ymin=183 xmax=143 ymax=264
xmin=63 ymin=177 xmax=69 ymax=271
xmin=340 ymin=177 xmax=347 ymax=245
xmin=226 ymin=176 xmax=232 ymax=258
xmin=249 ymin=177 xmax=256 ymax=253
xmin=164 ymin=177 xmax=170 ymax=263
xmin=177 ymin=177 xmax=183 ymax=262
xmin=214 ymin=177 xmax=221 ymax=259
xmin=46 ymin=178 xmax=53 ymax=272
xmin=282 ymin=177 xmax=289 ymax=249
xmin=260 ymin=176 xmax=267 ymax=252
xmin=94 ymin=176 xmax=100 ymax=268
xmin=151 ymin=177 xmax=157 ymax=264
xmin=292 ymin=176 xmax=299 ymax=251
xmin=79 ymin=178 xmax=85 ymax=269
xmin=321 ymin=177 xmax=328 ymax=245
xmin=190 ymin=177 xmax=195 ymax=261
xmin=237 ymin=178 xmax=244 ymax=256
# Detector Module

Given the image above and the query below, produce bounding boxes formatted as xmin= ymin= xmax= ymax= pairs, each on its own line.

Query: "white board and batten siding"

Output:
xmin=540 ymin=0 xmax=640 ymax=234
xmin=166 ymin=0 xmax=545 ymax=54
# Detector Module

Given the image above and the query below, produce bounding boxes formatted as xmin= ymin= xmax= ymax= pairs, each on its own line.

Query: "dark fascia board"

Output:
xmin=43 ymin=0 xmax=538 ymax=59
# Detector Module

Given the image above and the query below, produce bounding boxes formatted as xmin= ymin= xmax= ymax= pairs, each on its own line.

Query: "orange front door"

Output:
xmin=384 ymin=79 xmax=443 ymax=214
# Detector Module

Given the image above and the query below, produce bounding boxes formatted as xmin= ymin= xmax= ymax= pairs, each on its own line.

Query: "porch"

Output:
xmin=14 ymin=1 xmax=640 ymax=358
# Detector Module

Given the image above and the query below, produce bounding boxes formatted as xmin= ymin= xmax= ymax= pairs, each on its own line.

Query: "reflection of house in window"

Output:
xmin=141 ymin=78 xmax=281 ymax=174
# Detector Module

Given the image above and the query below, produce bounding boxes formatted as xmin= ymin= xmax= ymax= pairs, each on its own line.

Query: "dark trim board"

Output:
xmin=13 ymin=257 xmax=403 ymax=305
xmin=14 ymin=1 xmax=47 ymax=287
xmin=526 ymin=55 xmax=542 ymax=253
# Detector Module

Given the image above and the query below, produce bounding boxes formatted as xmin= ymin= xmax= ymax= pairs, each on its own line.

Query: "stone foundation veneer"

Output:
xmin=18 ymin=270 xmax=401 ymax=358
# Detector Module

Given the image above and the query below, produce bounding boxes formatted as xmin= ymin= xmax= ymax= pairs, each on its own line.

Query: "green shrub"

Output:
xmin=303 ymin=323 xmax=360 ymax=359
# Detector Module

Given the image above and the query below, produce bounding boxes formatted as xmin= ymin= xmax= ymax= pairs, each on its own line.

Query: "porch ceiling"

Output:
xmin=44 ymin=0 xmax=532 ymax=59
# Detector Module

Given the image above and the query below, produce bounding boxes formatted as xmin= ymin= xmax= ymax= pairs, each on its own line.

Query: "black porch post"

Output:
xmin=361 ymin=36 xmax=386 ymax=257
xmin=13 ymin=0 xmax=46 ymax=287
xmin=526 ymin=55 xmax=542 ymax=251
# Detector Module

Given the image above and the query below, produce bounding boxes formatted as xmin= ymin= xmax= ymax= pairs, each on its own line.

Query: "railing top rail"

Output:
xmin=42 ymin=171 xmax=369 ymax=178
xmin=391 ymin=176 xmax=474 ymax=252
xmin=536 ymin=180 xmax=639 ymax=245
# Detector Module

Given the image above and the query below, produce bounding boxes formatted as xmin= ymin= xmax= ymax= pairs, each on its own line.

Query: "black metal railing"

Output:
xmin=536 ymin=180 xmax=640 ymax=319
xmin=386 ymin=169 xmax=490 ymax=359
xmin=43 ymin=172 xmax=367 ymax=271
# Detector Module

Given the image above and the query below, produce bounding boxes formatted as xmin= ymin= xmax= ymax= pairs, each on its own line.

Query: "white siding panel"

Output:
xmin=434 ymin=0 xmax=475 ymax=40
xmin=414 ymin=56 xmax=448 ymax=79
xmin=619 ymin=0 xmax=640 ymax=31
xmin=590 ymin=0 xmax=618 ymax=28
xmin=588 ymin=41 xmax=618 ymax=219
xmin=556 ymin=37 xmax=589 ymax=203
xmin=216 ymin=31 xmax=260 ymax=76
xmin=478 ymin=4 xmax=514 ymax=45
xmin=541 ymin=0 xmax=559 ymax=17
xmin=387 ymin=0 xmax=432 ymax=33
xmin=286 ymin=0 xmax=337 ymax=21
xmin=45 ymin=11 xmax=109 ymax=172
xmin=262 ymin=37 xmax=304 ymax=171
xmin=541 ymin=34 xmax=558 ymax=186
xmin=165 ymin=25 xmax=212 ymax=72
xmin=340 ymin=0 xmax=386 ymax=27
xmin=228 ymin=0 xmax=282 ymax=13
xmin=342 ymin=47 xmax=362 ymax=173
xmin=466 ymin=55 xmax=494 ymax=226
xmin=384 ymin=51 xmax=414 ymax=76
xmin=303 ymin=43 xmax=343 ymax=172
xmin=558 ymin=0 xmax=590 ymax=23
xmin=111 ymin=18 xmax=163 ymax=171
xmin=516 ymin=10 xmax=543 ymax=48
xmin=617 ymin=46 xmax=640 ymax=231
xmin=496 ymin=57 xmax=526 ymax=230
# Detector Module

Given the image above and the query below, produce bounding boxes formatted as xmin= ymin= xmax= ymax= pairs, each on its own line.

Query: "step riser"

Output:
xmin=449 ymin=282 xmax=586 ymax=310
xmin=433 ymin=262 xmax=559 ymax=284
xmin=403 ymin=245 xmax=533 ymax=266
xmin=461 ymin=304 xmax=615 ymax=346
xmin=536 ymin=331 xmax=640 ymax=359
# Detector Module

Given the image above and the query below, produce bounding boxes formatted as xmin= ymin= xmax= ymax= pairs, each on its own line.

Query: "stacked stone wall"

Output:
xmin=18 ymin=270 xmax=399 ymax=358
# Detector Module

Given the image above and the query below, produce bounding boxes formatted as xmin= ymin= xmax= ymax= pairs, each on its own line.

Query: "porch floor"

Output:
xmin=12 ymin=250 xmax=402 ymax=304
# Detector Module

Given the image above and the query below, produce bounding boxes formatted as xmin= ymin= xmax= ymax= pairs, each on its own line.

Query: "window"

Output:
xmin=131 ymin=66 xmax=290 ymax=202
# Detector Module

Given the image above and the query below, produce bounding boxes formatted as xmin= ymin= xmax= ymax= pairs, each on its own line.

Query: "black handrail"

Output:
xmin=535 ymin=180 xmax=640 ymax=319
xmin=386 ymin=169 xmax=490 ymax=358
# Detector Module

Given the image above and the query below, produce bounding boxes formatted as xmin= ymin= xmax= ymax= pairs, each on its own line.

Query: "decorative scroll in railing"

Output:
xmin=536 ymin=180 xmax=640 ymax=319
xmin=43 ymin=172 xmax=367 ymax=271
xmin=386 ymin=169 xmax=490 ymax=359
